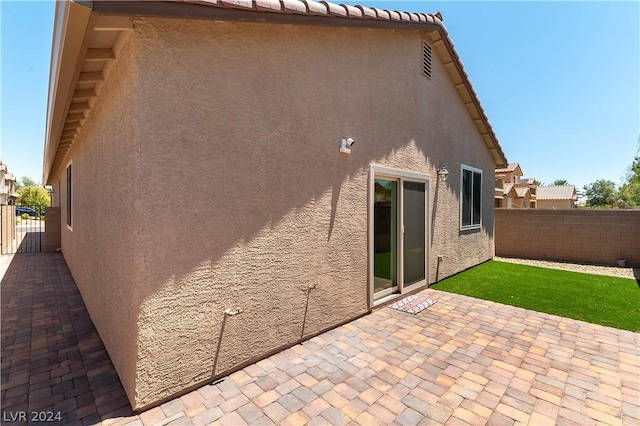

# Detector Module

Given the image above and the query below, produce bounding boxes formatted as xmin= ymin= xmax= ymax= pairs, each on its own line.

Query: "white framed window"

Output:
xmin=460 ymin=164 xmax=482 ymax=230
xmin=66 ymin=161 xmax=72 ymax=231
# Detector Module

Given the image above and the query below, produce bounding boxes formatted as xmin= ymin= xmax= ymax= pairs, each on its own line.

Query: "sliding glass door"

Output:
xmin=403 ymin=181 xmax=426 ymax=286
xmin=370 ymin=166 xmax=430 ymax=303
xmin=374 ymin=179 xmax=398 ymax=297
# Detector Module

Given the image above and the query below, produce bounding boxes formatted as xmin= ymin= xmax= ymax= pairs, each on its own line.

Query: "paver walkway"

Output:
xmin=1 ymin=253 xmax=639 ymax=426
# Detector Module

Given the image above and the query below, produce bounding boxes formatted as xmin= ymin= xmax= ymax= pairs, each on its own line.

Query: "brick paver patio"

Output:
xmin=1 ymin=253 xmax=639 ymax=425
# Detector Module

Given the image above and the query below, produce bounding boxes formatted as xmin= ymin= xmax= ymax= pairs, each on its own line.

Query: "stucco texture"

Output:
xmin=51 ymin=35 xmax=141 ymax=405
xmin=54 ymin=17 xmax=497 ymax=409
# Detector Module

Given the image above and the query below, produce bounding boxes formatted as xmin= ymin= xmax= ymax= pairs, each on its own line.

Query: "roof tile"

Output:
xmin=282 ymin=0 xmax=307 ymax=14
xmin=388 ymin=10 xmax=401 ymax=21
xmin=355 ymin=5 xmax=376 ymax=19
xmin=503 ymin=183 xmax=516 ymax=197
xmin=408 ymin=12 xmax=420 ymax=23
xmin=45 ymin=0 xmax=511 ymax=183
xmin=302 ymin=0 xmax=328 ymax=15
xmin=356 ymin=6 xmax=378 ymax=19
xmin=514 ymin=187 xmax=530 ymax=198
xmin=220 ymin=0 xmax=253 ymax=9
xmin=341 ymin=4 xmax=362 ymax=18
xmin=188 ymin=0 xmax=224 ymax=5
xmin=255 ymin=0 xmax=282 ymax=12
xmin=372 ymin=8 xmax=390 ymax=20
xmin=321 ymin=1 xmax=347 ymax=16
xmin=495 ymin=163 xmax=520 ymax=173
xmin=537 ymin=185 xmax=576 ymax=201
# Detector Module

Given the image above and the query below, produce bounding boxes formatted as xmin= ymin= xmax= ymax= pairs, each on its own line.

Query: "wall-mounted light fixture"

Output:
xmin=224 ymin=308 xmax=242 ymax=316
xmin=437 ymin=163 xmax=449 ymax=181
xmin=340 ymin=138 xmax=355 ymax=154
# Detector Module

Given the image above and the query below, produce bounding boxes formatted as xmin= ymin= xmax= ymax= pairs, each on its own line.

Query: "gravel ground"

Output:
xmin=494 ymin=256 xmax=637 ymax=280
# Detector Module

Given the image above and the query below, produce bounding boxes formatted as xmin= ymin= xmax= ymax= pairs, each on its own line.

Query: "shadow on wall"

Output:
xmin=84 ymin=20 xmax=497 ymax=409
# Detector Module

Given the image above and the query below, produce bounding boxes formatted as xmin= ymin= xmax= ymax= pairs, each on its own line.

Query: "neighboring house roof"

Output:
xmin=521 ymin=178 xmax=536 ymax=185
xmin=495 ymin=163 xmax=522 ymax=175
xmin=514 ymin=187 xmax=530 ymax=199
xmin=537 ymin=185 xmax=577 ymax=201
xmin=43 ymin=0 xmax=509 ymax=184
xmin=503 ymin=183 xmax=518 ymax=198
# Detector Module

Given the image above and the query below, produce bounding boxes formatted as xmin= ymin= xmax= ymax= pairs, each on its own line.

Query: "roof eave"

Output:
xmin=89 ymin=0 xmax=442 ymax=31
xmin=43 ymin=0 xmax=93 ymax=185
xmin=42 ymin=0 xmax=509 ymax=179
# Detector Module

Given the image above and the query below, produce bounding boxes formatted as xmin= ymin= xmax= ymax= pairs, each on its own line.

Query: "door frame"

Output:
xmin=368 ymin=165 xmax=432 ymax=308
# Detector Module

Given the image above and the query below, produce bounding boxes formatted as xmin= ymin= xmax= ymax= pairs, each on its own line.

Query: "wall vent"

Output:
xmin=422 ymin=40 xmax=432 ymax=79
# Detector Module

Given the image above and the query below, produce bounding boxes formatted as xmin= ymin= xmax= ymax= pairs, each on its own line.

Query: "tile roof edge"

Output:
xmin=44 ymin=0 xmax=510 ymax=181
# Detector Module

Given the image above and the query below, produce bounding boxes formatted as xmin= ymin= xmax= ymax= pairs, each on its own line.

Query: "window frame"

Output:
xmin=369 ymin=164 xmax=431 ymax=308
xmin=66 ymin=161 xmax=72 ymax=231
xmin=460 ymin=164 xmax=483 ymax=231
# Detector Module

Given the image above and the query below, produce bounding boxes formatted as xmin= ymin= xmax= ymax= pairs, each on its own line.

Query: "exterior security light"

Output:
xmin=437 ymin=164 xmax=449 ymax=181
xmin=340 ymin=138 xmax=355 ymax=154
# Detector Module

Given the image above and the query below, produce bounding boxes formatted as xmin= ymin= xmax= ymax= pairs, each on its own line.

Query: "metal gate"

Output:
xmin=0 ymin=205 xmax=44 ymax=254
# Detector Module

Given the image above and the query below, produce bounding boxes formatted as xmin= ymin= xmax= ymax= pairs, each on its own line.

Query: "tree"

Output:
xmin=583 ymin=180 xmax=620 ymax=208
xmin=619 ymin=154 xmax=640 ymax=206
xmin=618 ymin=137 xmax=640 ymax=206
xmin=619 ymin=182 xmax=640 ymax=206
xmin=552 ymin=179 xmax=569 ymax=186
xmin=17 ymin=186 xmax=50 ymax=214
xmin=14 ymin=176 xmax=38 ymax=192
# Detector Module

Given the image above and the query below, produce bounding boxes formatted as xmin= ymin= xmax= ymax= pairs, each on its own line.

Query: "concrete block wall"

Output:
xmin=495 ymin=208 xmax=640 ymax=267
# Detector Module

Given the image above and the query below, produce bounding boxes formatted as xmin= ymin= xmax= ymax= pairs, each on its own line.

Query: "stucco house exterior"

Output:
xmin=0 ymin=162 xmax=18 ymax=205
xmin=43 ymin=0 xmax=508 ymax=410
xmin=536 ymin=185 xmax=577 ymax=209
xmin=495 ymin=163 xmax=537 ymax=208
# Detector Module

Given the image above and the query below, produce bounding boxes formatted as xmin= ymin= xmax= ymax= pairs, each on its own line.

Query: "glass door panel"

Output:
xmin=373 ymin=179 xmax=397 ymax=297
xmin=403 ymin=181 xmax=426 ymax=286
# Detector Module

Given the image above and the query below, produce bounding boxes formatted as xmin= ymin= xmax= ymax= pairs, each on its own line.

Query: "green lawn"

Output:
xmin=432 ymin=260 xmax=640 ymax=332
xmin=374 ymin=252 xmax=392 ymax=279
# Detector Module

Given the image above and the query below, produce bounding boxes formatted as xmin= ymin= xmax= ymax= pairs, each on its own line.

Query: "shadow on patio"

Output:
xmin=0 ymin=252 xmax=133 ymax=425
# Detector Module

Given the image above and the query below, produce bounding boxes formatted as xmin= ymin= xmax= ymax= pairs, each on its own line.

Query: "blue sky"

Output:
xmin=1 ymin=1 xmax=638 ymax=191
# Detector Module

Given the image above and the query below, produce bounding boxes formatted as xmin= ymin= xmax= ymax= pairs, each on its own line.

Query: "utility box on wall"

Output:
xmin=45 ymin=207 xmax=61 ymax=253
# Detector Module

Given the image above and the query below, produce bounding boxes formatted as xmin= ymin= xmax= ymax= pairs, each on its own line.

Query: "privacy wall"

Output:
xmin=495 ymin=209 xmax=640 ymax=267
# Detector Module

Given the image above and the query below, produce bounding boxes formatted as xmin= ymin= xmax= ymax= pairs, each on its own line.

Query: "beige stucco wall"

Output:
xmin=537 ymin=199 xmax=574 ymax=209
xmin=50 ymin=34 xmax=141 ymax=405
xmin=130 ymin=18 xmax=496 ymax=408
xmin=53 ymin=17 xmax=497 ymax=409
